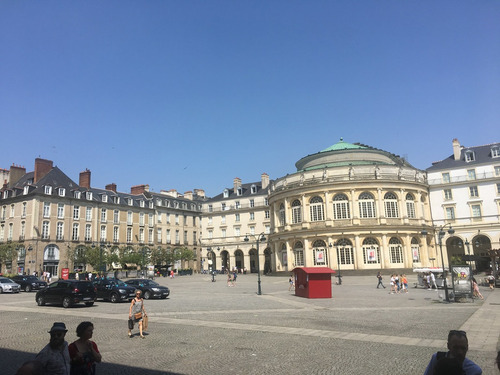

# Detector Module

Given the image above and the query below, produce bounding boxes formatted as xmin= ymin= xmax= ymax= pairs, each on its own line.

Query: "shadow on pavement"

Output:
xmin=2 ymin=348 xmax=183 ymax=375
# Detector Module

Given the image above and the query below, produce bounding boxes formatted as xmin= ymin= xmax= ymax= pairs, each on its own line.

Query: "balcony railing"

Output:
xmin=428 ymin=171 xmax=497 ymax=185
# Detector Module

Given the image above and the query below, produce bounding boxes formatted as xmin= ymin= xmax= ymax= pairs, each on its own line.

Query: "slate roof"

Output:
xmin=206 ymin=181 xmax=270 ymax=203
xmin=2 ymin=165 xmax=202 ymax=212
xmin=426 ymin=142 xmax=500 ymax=171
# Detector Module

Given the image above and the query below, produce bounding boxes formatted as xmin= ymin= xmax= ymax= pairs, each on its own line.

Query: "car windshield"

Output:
xmin=0 ymin=278 xmax=14 ymax=283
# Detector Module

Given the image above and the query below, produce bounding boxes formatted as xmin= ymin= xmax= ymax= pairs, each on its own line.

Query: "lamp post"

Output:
xmin=244 ymin=233 xmax=266 ymax=295
xmin=421 ymin=224 xmax=454 ymax=302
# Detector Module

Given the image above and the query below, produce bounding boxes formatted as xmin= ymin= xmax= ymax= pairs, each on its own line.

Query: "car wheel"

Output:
xmin=85 ymin=302 xmax=94 ymax=307
xmin=143 ymin=291 xmax=151 ymax=300
xmin=110 ymin=293 xmax=119 ymax=303
xmin=37 ymin=296 xmax=45 ymax=306
xmin=25 ymin=285 xmax=31 ymax=292
xmin=62 ymin=297 xmax=72 ymax=308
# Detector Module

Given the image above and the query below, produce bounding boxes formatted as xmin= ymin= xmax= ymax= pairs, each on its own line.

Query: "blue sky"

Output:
xmin=1 ymin=1 xmax=499 ymax=197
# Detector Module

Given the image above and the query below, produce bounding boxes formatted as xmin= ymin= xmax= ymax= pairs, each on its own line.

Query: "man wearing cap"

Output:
xmin=35 ymin=322 xmax=70 ymax=375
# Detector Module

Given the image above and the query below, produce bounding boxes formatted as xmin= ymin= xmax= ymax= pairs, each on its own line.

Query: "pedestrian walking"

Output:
xmin=128 ymin=290 xmax=147 ymax=339
xmin=376 ymin=272 xmax=386 ymax=289
xmin=69 ymin=321 xmax=101 ymax=375
xmin=472 ymin=279 xmax=483 ymax=300
xmin=289 ymin=275 xmax=295 ymax=291
xmin=487 ymin=274 xmax=495 ymax=290
xmin=430 ymin=272 xmax=438 ymax=290
xmin=401 ymin=274 xmax=408 ymax=293
xmin=389 ymin=274 xmax=396 ymax=294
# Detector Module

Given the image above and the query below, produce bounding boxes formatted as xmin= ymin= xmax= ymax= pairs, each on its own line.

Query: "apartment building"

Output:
xmin=427 ymin=139 xmax=500 ymax=272
xmin=0 ymin=158 xmax=204 ymax=277
xmin=200 ymin=174 xmax=271 ymax=273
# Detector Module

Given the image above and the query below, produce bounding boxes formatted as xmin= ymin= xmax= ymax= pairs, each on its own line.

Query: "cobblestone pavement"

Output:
xmin=1 ymin=273 xmax=499 ymax=374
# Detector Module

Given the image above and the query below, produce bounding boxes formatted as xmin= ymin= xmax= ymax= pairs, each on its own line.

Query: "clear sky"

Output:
xmin=1 ymin=1 xmax=499 ymax=197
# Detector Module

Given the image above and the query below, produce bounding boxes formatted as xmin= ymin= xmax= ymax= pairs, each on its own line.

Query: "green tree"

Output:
xmin=0 ymin=242 xmax=18 ymax=266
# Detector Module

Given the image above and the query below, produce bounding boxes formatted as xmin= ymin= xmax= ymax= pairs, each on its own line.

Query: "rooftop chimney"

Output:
xmin=34 ymin=158 xmax=53 ymax=183
xmin=105 ymin=183 xmax=117 ymax=193
xmin=9 ymin=164 xmax=26 ymax=188
xmin=233 ymin=177 xmax=242 ymax=192
xmin=452 ymin=138 xmax=462 ymax=161
xmin=79 ymin=169 xmax=91 ymax=189
xmin=261 ymin=173 xmax=269 ymax=189
xmin=131 ymin=184 xmax=149 ymax=195
xmin=194 ymin=189 xmax=205 ymax=198
xmin=184 ymin=191 xmax=193 ymax=200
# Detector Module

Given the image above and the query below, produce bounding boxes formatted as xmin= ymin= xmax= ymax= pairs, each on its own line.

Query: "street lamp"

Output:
xmin=244 ymin=233 xmax=266 ymax=295
xmin=421 ymin=224 xmax=454 ymax=302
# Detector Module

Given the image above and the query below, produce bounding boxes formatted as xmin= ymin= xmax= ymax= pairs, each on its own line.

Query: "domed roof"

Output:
xmin=320 ymin=138 xmax=367 ymax=152
xmin=295 ymin=138 xmax=410 ymax=171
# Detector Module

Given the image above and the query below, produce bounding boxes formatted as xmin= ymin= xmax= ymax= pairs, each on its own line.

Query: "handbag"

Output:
xmin=134 ymin=312 xmax=143 ymax=320
xmin=128 ymin=318 xmax=134 ymax=330
xmin=143 ymin=315 xmax=148 ymax=331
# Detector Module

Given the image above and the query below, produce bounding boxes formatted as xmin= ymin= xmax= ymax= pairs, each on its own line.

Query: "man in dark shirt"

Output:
xmin=35 ymin=322 xmax=70 ymax=375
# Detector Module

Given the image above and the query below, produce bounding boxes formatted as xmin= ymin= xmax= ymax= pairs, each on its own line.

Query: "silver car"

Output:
xmin=0 ymin=277 xmax=21 ymax=293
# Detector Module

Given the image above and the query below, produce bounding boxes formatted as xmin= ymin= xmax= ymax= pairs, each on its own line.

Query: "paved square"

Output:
xmin=1 ymin=273 xmax=499 ymax=374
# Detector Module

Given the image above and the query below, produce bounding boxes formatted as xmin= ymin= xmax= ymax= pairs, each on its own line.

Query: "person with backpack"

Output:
xmin=424 ymin=330 xmax=482 ymax=374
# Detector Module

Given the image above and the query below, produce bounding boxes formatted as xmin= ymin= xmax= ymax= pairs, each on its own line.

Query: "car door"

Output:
xmin=44 ymin=282 xmax=64 ymax=303
xmin=94 ymin=280 xmax=105 ymax=299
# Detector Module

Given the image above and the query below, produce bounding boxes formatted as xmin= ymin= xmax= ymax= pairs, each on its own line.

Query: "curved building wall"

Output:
xmin=268 ymin=163 xmax=436 ymax=272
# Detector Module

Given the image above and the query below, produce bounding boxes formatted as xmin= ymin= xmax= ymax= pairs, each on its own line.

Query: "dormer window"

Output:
xmin=74 ymin=191 xmax=81 ymax=199
xmin=174 ymin=202 xmax=179 ymax=208
xmin=23 ymin=186 xmax=29 ymax=195
xmin=128 ymin=198 xmax=133 ymax=206
xmin=492 ymin=146 xmax=500 ymax=158
xmin=223 ymin=189 xmax=229 ymax=198
xmin=156 ymin=199 xmax=162 ymax=206
xmin=465 ymin=150 xmax=475 ymax=162
xmin=113 ymin=196 xmax=120 ymax=204
xmin=44 ymin=186 xmax=52 ymax=195
xmin=140 ymin=200 xmax=145 ymax=208
xmin=149 ymin=201 xmax=154 ymax=209
xmin=102 ymin=195 xmax=108 ymax=203
xmin=251 ymin=184 xmax=257 ymax=194
xmin=2 ymin=191 xmax=8 ymax=199
xmin=237 ymin=187 xmax=242 ymax=196
xmin=86 ymin=192 xmax=93 ymax=200
xmin=58 ymin=188 xmax=65 ymax=197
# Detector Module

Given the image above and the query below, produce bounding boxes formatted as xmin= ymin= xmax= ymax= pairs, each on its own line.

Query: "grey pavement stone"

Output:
xmin=0 ymin=273 xmax=498 ymax=374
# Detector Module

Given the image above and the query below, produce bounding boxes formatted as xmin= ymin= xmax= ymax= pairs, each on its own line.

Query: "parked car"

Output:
xmin=11 ymin=275 xmax=48 ymax=292
xmin=35 ymin=280 xmax=96 ymax=308
xmin=126 ymin=279 xmax=170 ymax=299
xmin=93 ymin=278 xmax=136 ymax=303
xmin=0 ymin=277 xmax=21 ymax=293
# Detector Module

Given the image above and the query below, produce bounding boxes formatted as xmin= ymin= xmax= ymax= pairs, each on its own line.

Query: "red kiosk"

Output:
xmin=292 ymin=267 xmax=336 ymax=298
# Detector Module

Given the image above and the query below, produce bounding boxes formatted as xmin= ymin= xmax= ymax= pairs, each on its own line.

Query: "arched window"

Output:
xmin=406 ymin=193 xmax=416 ymax=219
xmin=333 ymin=193 xmax=350 ymax=220
xmin=411 ymin=237 xmax=420 ymax=262
xmin=279 ymin=203 xmax=286 ymax=226
xmin=362 ymin=238 xmax=380 ymax=264
xmin=389 ymin=237 xmax=403 ymax=264
xmin=309 ymin=196 xmax=324 ymax=222
xmin=335 ymin=238 xmax=354 ymax=265
xmin=312 ymin=240 xmax=328 ymax=266
xmin=291 ymin=200 xmax=302 ymax=224
xmin=359 ymin=192 xmax=376 ymax=218
xmin=384 ymin=192 xmax=399 ymax=218
xmin=294 ymin=241 xmax=304 ymax=266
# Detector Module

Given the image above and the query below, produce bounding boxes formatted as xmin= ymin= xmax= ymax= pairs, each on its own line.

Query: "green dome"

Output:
xmin=320 ymin=138 xmax=367 ymax=152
